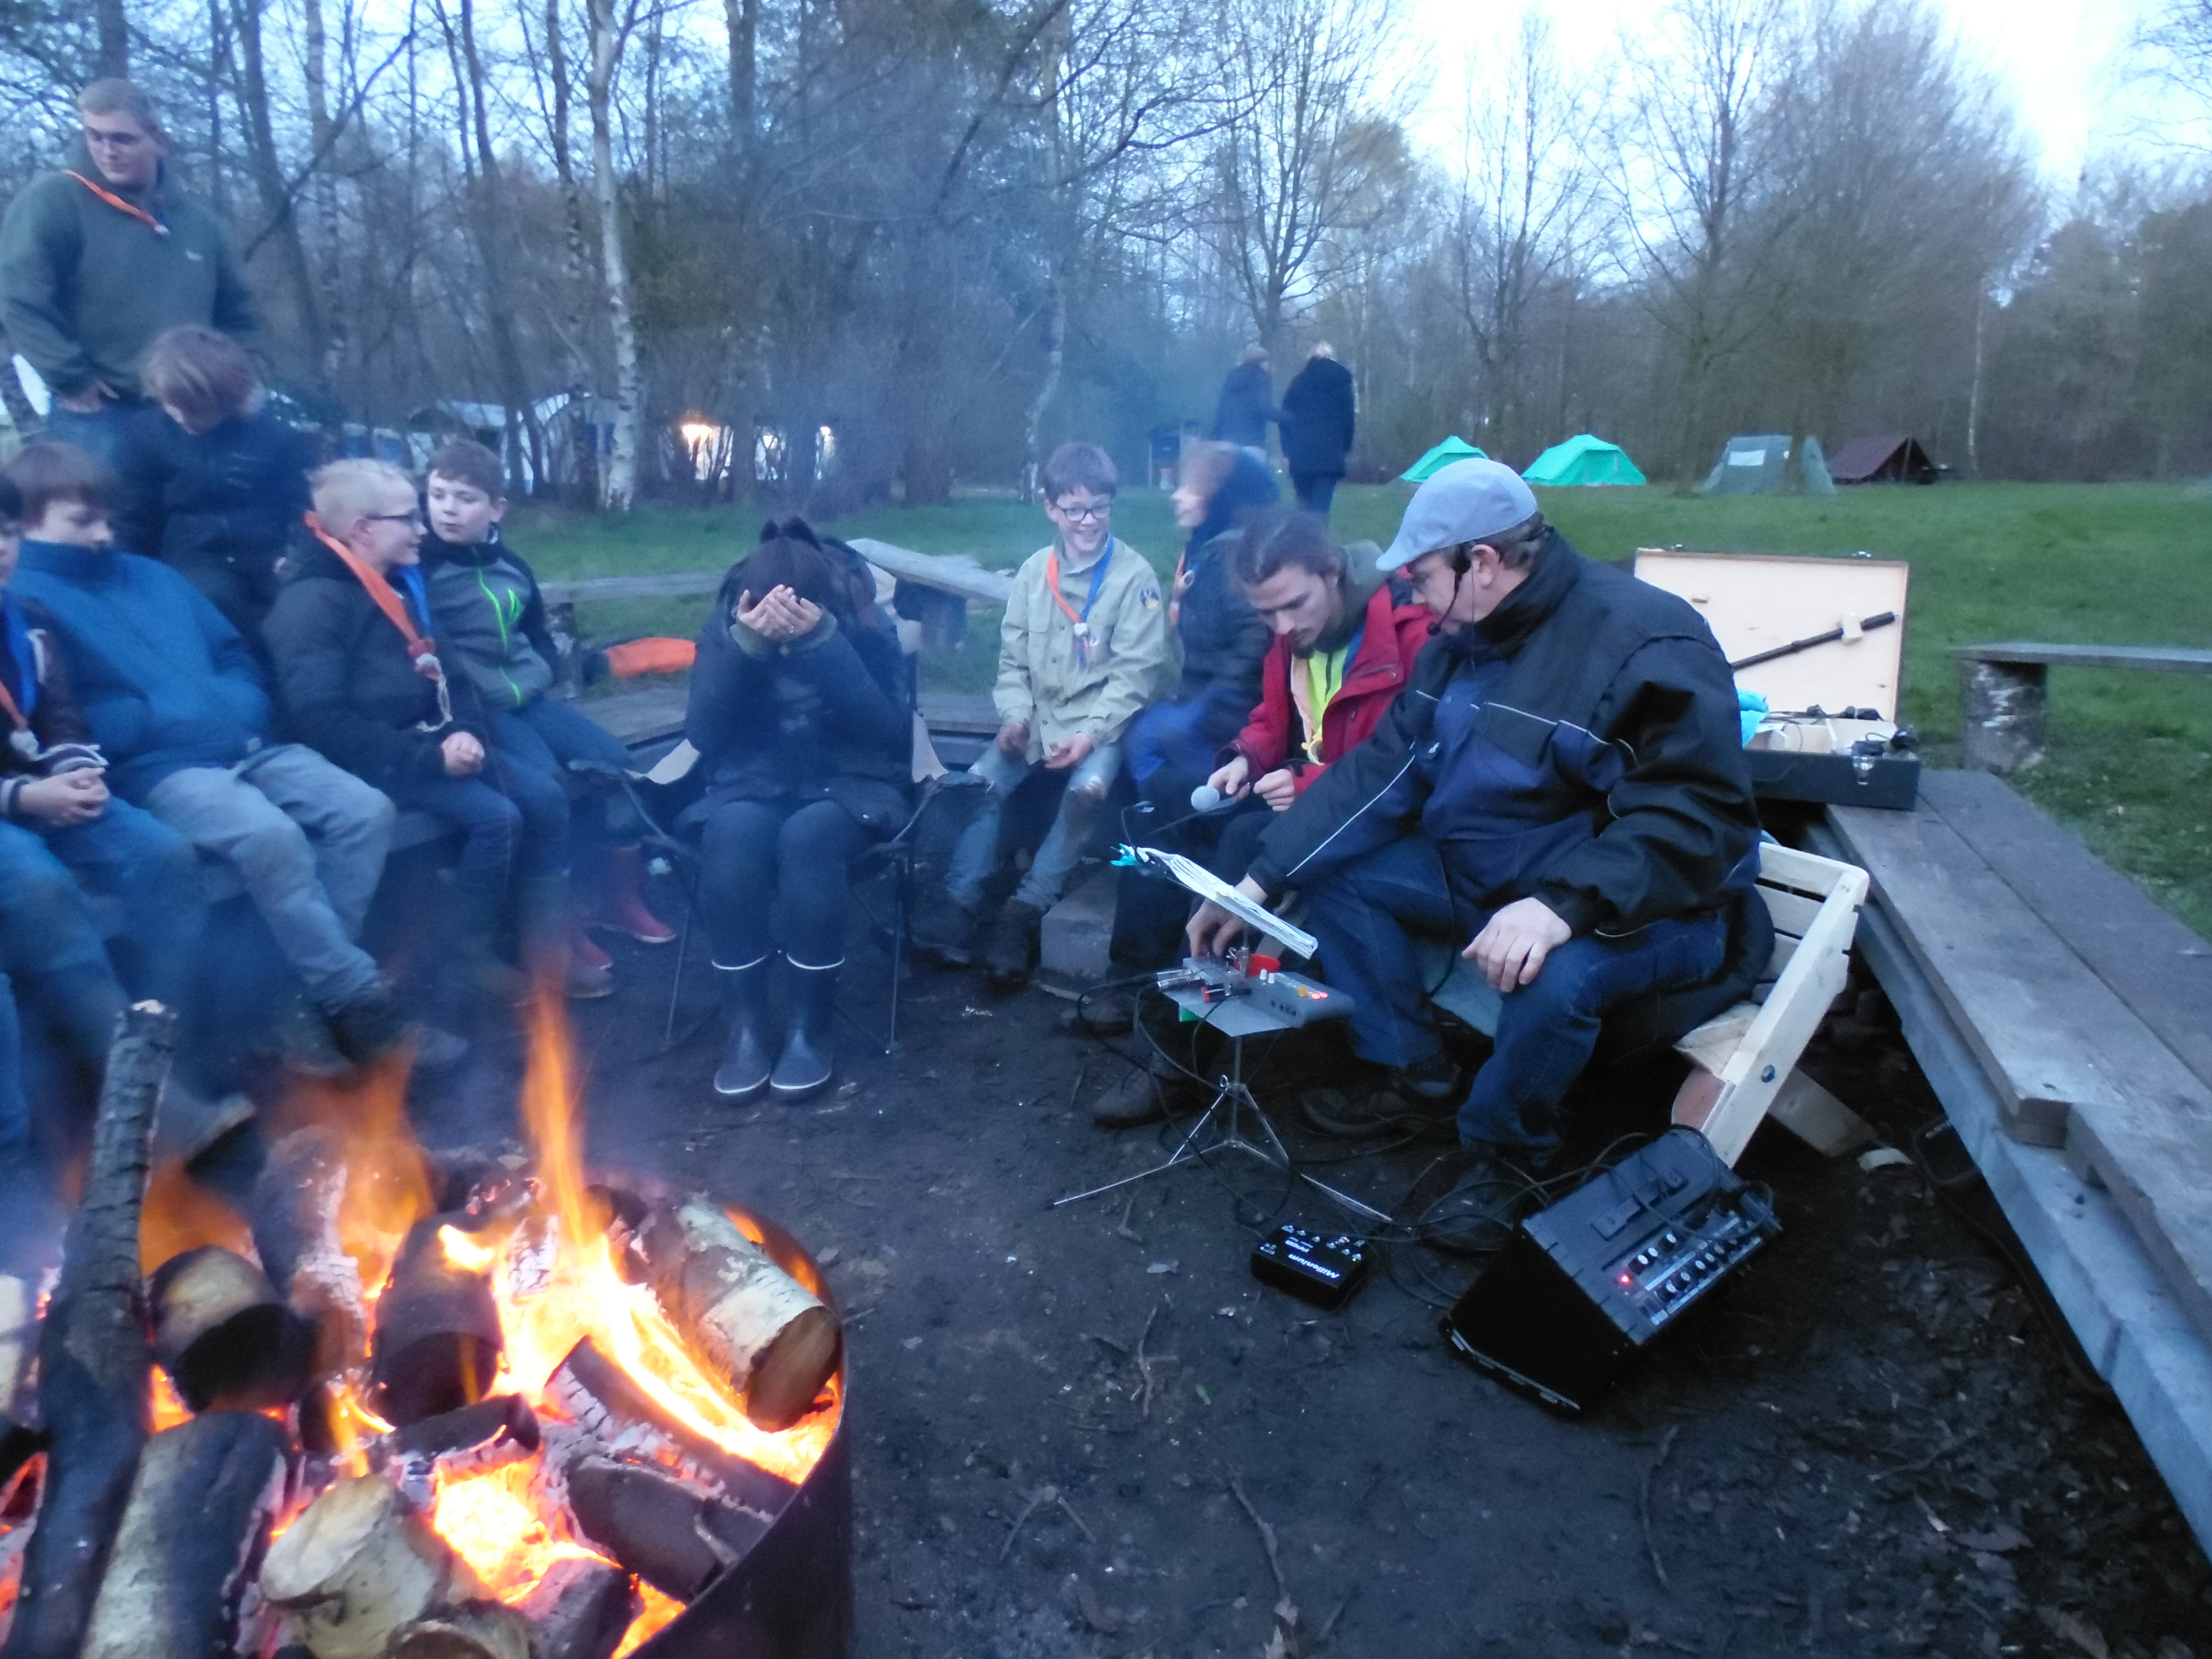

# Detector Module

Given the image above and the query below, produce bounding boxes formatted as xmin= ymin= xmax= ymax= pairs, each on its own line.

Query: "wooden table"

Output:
xmin=1953 ymin=641 xmax=2212 ymax=773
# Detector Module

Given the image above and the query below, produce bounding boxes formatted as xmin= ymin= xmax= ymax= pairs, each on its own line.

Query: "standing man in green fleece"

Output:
xmin=0 ymin=79 xmax=258 ymax=469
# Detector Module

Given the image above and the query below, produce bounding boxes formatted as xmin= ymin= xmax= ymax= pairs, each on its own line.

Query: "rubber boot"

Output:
xmin=452 ymin=874 xmax=529 ymax=1005
xmin=519 ymin=874 xmax=612 ymax=1001
xmin=713 ymin=956 xmax=775 ymax=1101
xmin=589 ymin=846 xmax=677 ymax=945
xmin=770 ymin=955 xmax=839 ymax=1100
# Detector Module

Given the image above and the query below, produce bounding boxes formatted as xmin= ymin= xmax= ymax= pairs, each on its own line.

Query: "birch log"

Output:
xmin=250 ymin=1129 xmax=367 ymax=1380
xmin=638 ymin=1200 xmax=838 ymax=1431
xmin=259 ymin=1475 xmax=486 ymax=1659
xmin=0 ymin=1274 xmax=41 ymax=1488
xmin=148 ymin=1245 xmax=313 ymax=1411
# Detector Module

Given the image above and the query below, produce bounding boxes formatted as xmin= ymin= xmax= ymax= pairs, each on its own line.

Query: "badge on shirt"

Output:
xmin=1139 ymin=585 xmax=1161 ymax=611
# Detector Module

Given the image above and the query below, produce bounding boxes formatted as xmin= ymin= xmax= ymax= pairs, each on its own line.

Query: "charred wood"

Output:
xmin=547 ymin=1338 xmax=793 ymax=1517
xmin=515 ymin=1558 xmax=635 ymax=1659
xmin=370 ymin=1219 xmax=503 ymax=1427
xmin=562 ymin=1456 xmax=768 ymax=1602
xmin=1 ymin=1003 xmax=173 ymax=1659
xmin=637 ymin=1200 xmax=839 ymax=1431
xmin=149 ymin=1246 xmax=314 ymax=1412
xmin=0 ymin=1277 xmax=43 ymax=1491
xmin=250 ymin=1130 xmax=367 ymax=1379
xmin=79 ymin=1410 xmax=291 ymax=1659
xmin=367 ymin=1395 xmax=540 ymax=1509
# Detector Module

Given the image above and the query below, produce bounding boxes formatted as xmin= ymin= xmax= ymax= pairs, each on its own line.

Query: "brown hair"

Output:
xmin=1233 ymin=508 xmax=1346 ymax=589
xmin=721 ymin=517 xmax=855 ymax=621
xmin=3 ymin=441 xmax=119 ymax=523
xmin=425 ymin=439 xmax=504 ymax=499
xmin=1040 ymin=441 xmax=1117 ymax=504
xmin=140 ymin=325 xmax=258 ymax=430
xmin=1177 ymin=440 xmax=1239 ymax=502
xmin=76 ymin=78 xmax=165 ymax=142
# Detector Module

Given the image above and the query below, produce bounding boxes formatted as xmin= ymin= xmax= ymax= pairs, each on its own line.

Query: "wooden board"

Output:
xmin=1634 ymin=549 xmax=1911 ymax=721
xmin=844 ymin=539 xmax=1015 ymax=607
xmin=540 ymin=573 xmax=721 ymax=605
xmin=1830 ymin=797 xmax=2212 ymax=1351
xmin=1953 ymin=642 xmax=2212 ymax=674
xmin=574 ymin=687 xmax=688 ymax=748
xmin=1919 ymin=769 xmax=2212 ymax=1094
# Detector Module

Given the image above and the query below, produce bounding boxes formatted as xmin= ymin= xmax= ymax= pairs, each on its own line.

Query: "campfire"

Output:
xmin=0 ymin=997 xmax=845 ymax=1659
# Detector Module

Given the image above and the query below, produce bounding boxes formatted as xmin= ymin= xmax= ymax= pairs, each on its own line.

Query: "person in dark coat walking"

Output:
xmin=113 ymin=325 xmax=314 ymax=641
xmin=1208 ymin=345 xmax=1285 ymax=453
xmin=1280 ymin=343 xmax=1356 ymax=515
xmin=683 ymin=518 xmax=914 ymax=1105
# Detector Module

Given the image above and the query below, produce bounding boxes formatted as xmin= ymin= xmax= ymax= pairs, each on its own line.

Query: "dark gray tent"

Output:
xmin=1700 ymin=434 xmax=1835 ymax=495
xmin=1828 ymin=434 xmax=1940 ymax=485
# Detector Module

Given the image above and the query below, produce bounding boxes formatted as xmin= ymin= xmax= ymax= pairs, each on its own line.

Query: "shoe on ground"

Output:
xmin=587 ymin=847 xmax=678 ymax=944
xmin=1416 ymin=1154 xmax=1532 ymax=1256
xmin=327 ymin=993 xmax=470 ymax=1074
xmin=276 ymin=998 xmax=352 ymax=1078
xmin=1092 ymin=1054 xmax=1198 ymax=1128
xmin=1392 ymin=1046 xmax=1464 ymax=1105
xmin=714 ymin=1020 xmax=773 ymax=1100
xmin=1065 ymin=983 xmax=1137 ymax=1036
xmin=909 ymin=888 xmax=976 ymax=965
xmin=154 ymin=1079 xmax=257 ymax=1166
xmin=981 ymin=900 xmax=1044 ymax=987
xmin=565 ymin=954 xmax=615 ymax=1000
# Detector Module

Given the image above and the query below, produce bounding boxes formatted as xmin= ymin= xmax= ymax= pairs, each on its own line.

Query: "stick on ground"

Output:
xmin=1642 ymin=1424 xmax=1683 ymax=1591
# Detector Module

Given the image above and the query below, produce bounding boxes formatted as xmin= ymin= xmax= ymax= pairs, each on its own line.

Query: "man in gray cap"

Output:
xmin=1188 ymin=458 xmax=1766 ymax=1246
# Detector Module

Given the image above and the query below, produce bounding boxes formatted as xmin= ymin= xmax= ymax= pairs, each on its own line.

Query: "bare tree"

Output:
xmin=585 ymin=0 xmax=644 ymax=507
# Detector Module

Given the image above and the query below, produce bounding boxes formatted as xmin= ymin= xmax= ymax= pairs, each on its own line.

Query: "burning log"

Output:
xmin=259 ymin=1474 xmax=485 ymax=1659
xmin=388 ymin=1602 xmax=531 ymax=1659
xmin=547 ymin=1339 xmax=793 ymax=1518
xmin=0 ymin=1275 xmax=44 ymax=1490
xmin=563 ymin=1457 xmax=769 ymax=1602
xmin=250 ymin=1129 xmax=367 ymax=1379
xmin=1 ymin=1002 xmax=174 ymax=1659
xmin=637 ymin=1200 xmax=840 ymax=1431
xmin=514 ymin=1559 xmax=636 ymax=1659
xmin=148 ymin=1246 xmax=314 ymax=1412
xmin=366 ymin=1395 xmax=540 ymax=1509
xmin=369 ymin=1220 xmax=504 ymax=1427
xmin=77 ymin=1410 xmax=290 ymax=1659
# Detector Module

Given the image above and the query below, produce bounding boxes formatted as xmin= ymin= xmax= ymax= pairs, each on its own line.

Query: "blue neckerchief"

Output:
xmin=1 ymin=598 xmax=37 ymax=722
xmin=396 ymin=565 xmax=434 ymax=635
xmin=1075 ymin=539 xmax=1114 ymax=623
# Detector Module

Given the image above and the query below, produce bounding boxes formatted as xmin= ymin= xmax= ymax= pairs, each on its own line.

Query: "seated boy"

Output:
xmin=911 ymin=441 xmax=1169 ymax=987
xmin=3 ymin=442 xmax=418 ymax=1070
xmin=265 ymin=459 xmax=571 ymax=1000
xmin=415 ymin=440 xmax=672 ymax=992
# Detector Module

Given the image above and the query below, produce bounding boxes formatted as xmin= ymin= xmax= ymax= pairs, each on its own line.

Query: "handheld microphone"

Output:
xmin=1190 ymin=783 xmax=1225 ymax=812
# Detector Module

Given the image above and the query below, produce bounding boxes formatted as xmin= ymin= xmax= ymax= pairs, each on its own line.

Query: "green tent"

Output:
xmin=1522 ymin=433 xmax=1647 ymax=486
xmin=1699 ymin=433 xmax=1836 ymax=495
xmin=1400 ymin=436 xmax=1489 ymax=482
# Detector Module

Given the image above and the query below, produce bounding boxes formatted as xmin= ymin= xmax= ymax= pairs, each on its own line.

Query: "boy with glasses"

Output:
xmin=912 ymin=442 xmax=1168 ymax=986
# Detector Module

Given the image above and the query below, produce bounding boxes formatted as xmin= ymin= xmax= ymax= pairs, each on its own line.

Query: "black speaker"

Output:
xmin=1442 ymin=1128 xmax=1779 ymax=1412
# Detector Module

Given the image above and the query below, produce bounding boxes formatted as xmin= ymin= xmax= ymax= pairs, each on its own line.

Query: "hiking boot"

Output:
xmin=770 ymin=957 xmax=839 ymax=1100
xmin=566 ymin=926 xmax=616 ymax=1000
xmin=1392 ymin=1045 xmax=1464 ymax=1105
xmin=518 ymin=874 xmax=613 ymax=1002
xmin=909 ymin=887 xmax=976 ymax=965
xmin=1092 ymin=1053 xmax=1200 ymax=1129
xmin=327 ymin=993 xmax=470 ymax=1074
xmin=1065 ymin=983 xmax=1138 ymax=1036
xmin=587 ymin=847 xmax=677 ymax=944
xmin=981 ymin=900 xmax=1044 ymax=988
xmin=276 ymin=998 xmax=352 ymax=1078
xmin=1416 ymin=1153 xmax=1533 ymax=1256
xmin=713 ymin=957 xmax=774 ymax=1102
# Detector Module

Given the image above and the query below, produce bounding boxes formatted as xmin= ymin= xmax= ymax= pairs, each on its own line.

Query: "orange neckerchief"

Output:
xmin=0 ymin=679 xmax=26 ymax=733
xmin=64 ymin=170 xmax=167 ymax=237
xmin=1168 ymin=551 xmax=1186 ymax=627
xmin=305 ymin=514 xmax=454 ymax=730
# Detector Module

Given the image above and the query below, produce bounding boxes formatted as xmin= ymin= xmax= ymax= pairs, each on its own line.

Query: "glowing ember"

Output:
xmin=611 ymin=1582 xmax=683 ymax=1659
xmin=439 ymin=1226 xmax=498 ymax=1274
xmin=426 ymin=1459 xmax=605 ymax=1599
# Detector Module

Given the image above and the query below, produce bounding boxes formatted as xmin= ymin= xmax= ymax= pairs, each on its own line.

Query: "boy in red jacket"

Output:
xmin=1091 ymin=509 xmax=1432 ymax=1126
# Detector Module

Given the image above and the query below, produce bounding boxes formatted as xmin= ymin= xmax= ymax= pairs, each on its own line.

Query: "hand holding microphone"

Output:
xmin=1190 ymin=782 xmax=1225 ymax=811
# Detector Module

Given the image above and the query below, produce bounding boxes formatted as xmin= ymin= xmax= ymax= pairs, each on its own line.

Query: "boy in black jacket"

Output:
xmin=264 ymin=459 xmax=570 ymax=1000
xmin=418 ymin=441 xmax=671 ymax=992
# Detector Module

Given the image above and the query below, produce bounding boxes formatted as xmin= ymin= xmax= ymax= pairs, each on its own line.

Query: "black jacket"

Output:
xmin=1244 ymin=530 xmax=1760 ymax=937
xmin=113 ymin=406 xmax=315 ymax=634
xmin=1280 ymin=356 xmax=1356 ymax=476
xmin=262 ymin=541 xmax=484 ymax=789
xmin=683 ymin=597 xmax=913 ymax=833
xmin=0 ymin=593 xmax=105 ymax=821
xmin=1209 ymin=362 xmax=1283 ymax=448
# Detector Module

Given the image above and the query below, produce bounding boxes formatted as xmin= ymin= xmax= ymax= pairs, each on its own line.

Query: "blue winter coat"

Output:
xmin=12 ymin=540 xmax=272 ymax=799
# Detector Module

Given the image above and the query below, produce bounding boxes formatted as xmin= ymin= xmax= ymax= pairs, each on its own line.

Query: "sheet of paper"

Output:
xmin=1121 ymin=845 xmax=1319 ymax=960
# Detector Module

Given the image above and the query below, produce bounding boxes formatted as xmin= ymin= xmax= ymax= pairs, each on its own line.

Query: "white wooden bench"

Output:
xmin=1426 ymin=841 xmax=1872 ymax=1166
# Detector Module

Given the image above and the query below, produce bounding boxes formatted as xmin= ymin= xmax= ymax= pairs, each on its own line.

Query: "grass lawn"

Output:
xmin=510 ymin=481 xmax=2212 ymax=936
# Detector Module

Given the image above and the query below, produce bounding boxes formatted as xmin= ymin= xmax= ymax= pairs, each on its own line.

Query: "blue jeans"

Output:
xmin=144 ymin=745 xmax=395 ymax=1012
xmin=34 ymin=800 xmax=205 ymax=1014
xmin=0 ymin=821 xmax=132 ymax=1113
xmin=391 ymin=750 xmax=567 ymax=885
xmin=491 ymin=698 xmax=640 ymax=855
xmin=1301 ymin=835 xmax=1731 ymax=1152
xmin=0 ymin=971 xmax=58 ymax=1274
xmin=945 ymin=740 xmax=1122 ymax=914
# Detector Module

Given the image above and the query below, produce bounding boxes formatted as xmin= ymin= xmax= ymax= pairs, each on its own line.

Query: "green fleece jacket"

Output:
xmin=0 ymin=143 xmax=257 ymax=399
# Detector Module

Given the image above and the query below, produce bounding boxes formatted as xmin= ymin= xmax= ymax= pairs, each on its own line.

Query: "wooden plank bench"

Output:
xmin=1954 ymin=641 xmax=2212 ymax=773
xmin=1425 ymin=841 xmax=1874 ymax=1166
xmin=1808 ymin=770 xmax=2212 ymax=1553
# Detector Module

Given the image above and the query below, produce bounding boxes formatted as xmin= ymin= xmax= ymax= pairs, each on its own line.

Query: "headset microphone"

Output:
xmin=1427 ymin=542 xmax=1478 ymax=636
xmin=1189 ymin=783 xmax=1225 ymax=812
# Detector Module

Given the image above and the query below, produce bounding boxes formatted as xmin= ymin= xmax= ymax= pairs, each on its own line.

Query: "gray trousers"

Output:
xmin=144 ymin=745 xmax=396 ymax=1011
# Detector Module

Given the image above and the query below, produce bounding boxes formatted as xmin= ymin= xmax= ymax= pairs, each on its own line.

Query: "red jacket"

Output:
xmin=1227 ymin=577 xmax=1431 ymax=795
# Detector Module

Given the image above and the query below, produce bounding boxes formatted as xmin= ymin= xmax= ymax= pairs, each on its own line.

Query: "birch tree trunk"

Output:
xmin=587 ymin=0 xmax=644 ymax=510
xmin=539 ymin=0 xmax=602 ymax=505
xmin=300 ymin=0 xmax=347 ymax=391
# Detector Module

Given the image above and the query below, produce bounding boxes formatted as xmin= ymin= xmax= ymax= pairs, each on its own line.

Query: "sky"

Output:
xmin=1403 ymin=0 xmax=2176 ymax=185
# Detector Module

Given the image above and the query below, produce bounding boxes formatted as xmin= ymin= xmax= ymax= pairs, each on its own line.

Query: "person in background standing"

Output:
xmin=1280 ymin=343 xmax=1356 ymax=515
xmin=0 ymin=80 xmax=258 ymax=469
xmin=1209 ymin=345 xmax=1284 ymax=457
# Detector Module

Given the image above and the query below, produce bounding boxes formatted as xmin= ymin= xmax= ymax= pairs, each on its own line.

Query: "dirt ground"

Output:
xmin=409 ymin=904 xmax=2212 ymax=1659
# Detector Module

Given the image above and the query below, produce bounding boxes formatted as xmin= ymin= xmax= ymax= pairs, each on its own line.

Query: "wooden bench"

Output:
xmin=1954 ymin=641 xmax=2212 ymax=773
xmin=1810 ymin=769 xmax=2212 ymax=1553
xmin=1425 ymin=841 xmax=1874 ymax=1166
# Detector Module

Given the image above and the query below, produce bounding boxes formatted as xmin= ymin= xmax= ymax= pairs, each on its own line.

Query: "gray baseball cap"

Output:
xmin=1378 ymin=457 xmax=1539 ymax=573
